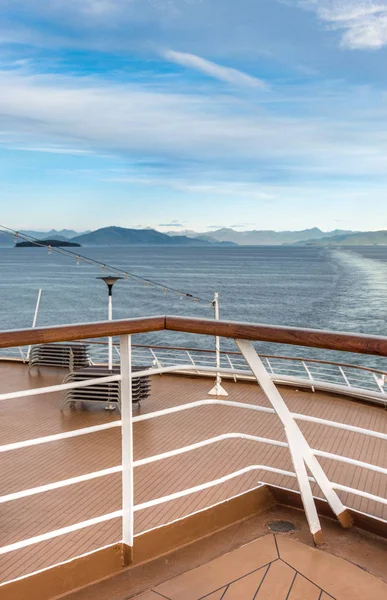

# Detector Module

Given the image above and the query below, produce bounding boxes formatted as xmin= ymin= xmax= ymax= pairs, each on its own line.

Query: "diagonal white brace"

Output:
xmin=286 ymin=426 xmax=323 ymax=544
xmin=236 ymin=339 xmax=353 ymax=531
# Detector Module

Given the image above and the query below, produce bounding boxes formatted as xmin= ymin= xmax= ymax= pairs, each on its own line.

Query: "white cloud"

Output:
xmin=163 ymin=50 xmax=268 ymax=89
xmin=103 ymin=176 xmax=277 ymax=199
xmin=0 ymin=67 xmax=386 ymax=181
xmin=291 ymin=1 xmax=387 ymax=49
xmin=13 ymin=146 xmax=95 ymax=155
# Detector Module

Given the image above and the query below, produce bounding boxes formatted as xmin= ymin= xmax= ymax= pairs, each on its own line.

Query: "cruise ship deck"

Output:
xmin=0 ymin=315 xmax=387 ymax=599
xmin=1 ymin=362 xmax=387 ymax=587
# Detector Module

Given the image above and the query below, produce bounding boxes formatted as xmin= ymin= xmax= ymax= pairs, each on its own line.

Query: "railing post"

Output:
xmin=208 ymin=292 xmax=228 ymax=396
xmin=373 ymin=372 xmax=386 ymax=394
xmin=120 ymin=334 xmax=134 ymax=566
xmin=150 ymin=348 xmax=162 ymax=371
xmin=186 ymin=350 xmax=200 ymax=374
xmin=339 ymin=366 xmax=351 ymax=387
xmin=226 ymin=354 xmax=237 ymax=382
xmin=27 ymin=288 xmax=42 ymax=361
xmin=302 ymin=360 xmax=315 ymax=393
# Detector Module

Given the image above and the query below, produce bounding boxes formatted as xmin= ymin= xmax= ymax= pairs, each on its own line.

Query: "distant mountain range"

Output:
xmin=0 ymin=229 xmax=88 ymax=247
xmin=166 ymin=227 xmax=355 ymax=245
xmin=1 ymin=225 xmax=387 ymax=247
xmin=296 ymin=230 xmax=387 ymax=246
xmin=21 ymin=229 xmax=90 ymax=239
xmin=70 ymin=226 xmax=233 ymax=246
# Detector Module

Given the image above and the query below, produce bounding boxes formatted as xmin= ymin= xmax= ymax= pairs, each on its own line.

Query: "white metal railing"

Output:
xmin=75 ymin=342 xmax=387 ymax=403
xmin=2 ymin=341 xmax=385 ymax=405
xmin=3 ymin=388 xmax=386 ymax=556
xmin=1 ymin=335 xmax=387 ymax=586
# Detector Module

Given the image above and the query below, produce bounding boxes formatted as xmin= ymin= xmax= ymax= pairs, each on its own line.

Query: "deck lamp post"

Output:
xmin=97 ymin=276 xmax=123 ymax=370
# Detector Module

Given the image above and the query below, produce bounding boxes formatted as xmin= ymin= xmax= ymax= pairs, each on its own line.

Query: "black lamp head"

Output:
xmin=96 ymin=276 xmax=124 ymax=294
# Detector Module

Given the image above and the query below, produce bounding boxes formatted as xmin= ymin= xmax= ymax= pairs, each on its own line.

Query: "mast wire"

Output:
xmin=0 ymin=225 xmax=213 ymax=305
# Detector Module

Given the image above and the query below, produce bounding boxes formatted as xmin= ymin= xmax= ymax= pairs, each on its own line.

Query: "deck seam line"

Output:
xmin=279 ymin=557 xmax=336 ymax=598
xmin=253 ymin=562 xmax=272 ymax=598
xmin=149 ymin=590 xmax=171 ymax=600
xmin=274 ymin=533 xmax=280 ymax=558
xmin=197 ymin=559 xmax=277 ymax=599
xmin=285 ymin=570 xmax=297 ymax=600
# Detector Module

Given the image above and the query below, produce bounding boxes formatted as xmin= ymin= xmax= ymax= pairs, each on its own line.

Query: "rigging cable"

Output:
xmin=0 ymin=225 xmax=213 ymax=305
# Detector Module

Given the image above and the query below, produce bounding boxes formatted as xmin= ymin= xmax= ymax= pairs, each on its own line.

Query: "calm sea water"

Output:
xmin=0 ymin=245 xmax=386 ymax=368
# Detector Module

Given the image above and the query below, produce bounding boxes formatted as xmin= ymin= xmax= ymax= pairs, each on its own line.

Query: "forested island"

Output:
xmin=15 ymin=239 xmax=81 ymax=248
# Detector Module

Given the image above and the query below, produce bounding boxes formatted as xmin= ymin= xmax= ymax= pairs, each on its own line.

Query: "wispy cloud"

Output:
xmin=0 ymin=66 xmax=387 ymax=184
xmin=13 ymin=146 xmax=95 ymax=155
xmin=290 ymin=1 xmax=387 ymax=49
xmin=163 ymin=50 xmax=269 ymax=89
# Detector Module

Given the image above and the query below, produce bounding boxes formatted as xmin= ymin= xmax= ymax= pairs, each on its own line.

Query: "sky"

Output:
xmin=0 ymin=0 xmax=387 ymax=233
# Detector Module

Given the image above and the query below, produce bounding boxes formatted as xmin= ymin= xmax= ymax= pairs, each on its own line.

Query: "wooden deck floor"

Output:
xmin=0 ymin=361 xmax=387 ymax=585
xmin=130 ymin=534 xmax=387 ymax=600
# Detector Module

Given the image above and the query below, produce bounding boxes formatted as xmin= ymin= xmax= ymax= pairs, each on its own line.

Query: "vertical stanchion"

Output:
xmin=108 ymin=292 xmax=113 ymax=370
xmin=27 ymin=288 xmax=42 ymax=361
xmin=120 ymin=334 xmax=134 ymax=565
xmin=208 ymin=292 xmax=228 ymax=396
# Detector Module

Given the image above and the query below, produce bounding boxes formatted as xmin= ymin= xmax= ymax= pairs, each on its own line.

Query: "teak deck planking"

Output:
xmin=0 ymin=361 xmax=386 ymax=584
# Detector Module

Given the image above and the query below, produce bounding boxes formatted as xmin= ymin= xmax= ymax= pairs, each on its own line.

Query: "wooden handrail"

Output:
xmin=165 ymin=316 xmax=387 ymax=357
xmin=0 ymin=316 xmax=166 ymax=349
xmin=0 ymin=314 xmax=387 ymax=357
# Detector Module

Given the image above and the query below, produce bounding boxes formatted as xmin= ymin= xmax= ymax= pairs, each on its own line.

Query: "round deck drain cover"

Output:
xmin=268 ymin=520 xmax=296 ymax=532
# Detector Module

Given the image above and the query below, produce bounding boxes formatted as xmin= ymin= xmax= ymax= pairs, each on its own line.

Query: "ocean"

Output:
xmin=0 ymin=245 xmax=386 ymax=369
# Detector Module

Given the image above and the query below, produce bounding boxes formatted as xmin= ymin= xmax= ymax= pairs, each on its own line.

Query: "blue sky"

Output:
xmin=0 ymin=0 xmax=387 ymax=232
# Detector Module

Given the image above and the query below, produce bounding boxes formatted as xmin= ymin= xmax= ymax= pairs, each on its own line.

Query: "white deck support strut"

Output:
xmin=208 ymin=292 xmax=228 ymax=396
xmin=236 ymin=339 xmax=353 ymax=539
xmin=286 ymin=426 xmax=322 ymax=544
xmin=120 ymin=334 xmax=134 ymax=565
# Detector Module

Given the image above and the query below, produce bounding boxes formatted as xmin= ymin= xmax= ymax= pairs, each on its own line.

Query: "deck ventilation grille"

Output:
xmin=268 ymin=520 xmax=296 ymax=533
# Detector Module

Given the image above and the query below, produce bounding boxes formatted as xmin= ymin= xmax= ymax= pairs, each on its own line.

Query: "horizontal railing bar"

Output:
xmin=135 ymin=364 xmax=387 ymax=402
xmin=1 ymin=315 xmax=387 ymax=357
xmin=133 ymin=465 xmax=298 ymax=512
xmin=0 ymin=542 xmax=120 ymax=589
xmin=133 ymin=398 xmax=387 ymax=441
xmin=134 ymin=431 xmax=386 ymax=477
xmin=0 ymin=374 xmax=121 ymax=402
xmin=266 ymin=374 xmax=387 ymax=399
xmin=2 ymin=431 xmax=384 ymax=507
xmin=132 ymin=399 xmax=275 ymax=423
xmin=0 ymin=511 xmax=123 ymax=556
xmin=0 ymin=466 xmax=123 ymax=504
xmin=0 ymin=421 xmax=121 ymax=453
xmin=83 ymin=341 xmax=387 ymax=373
xmin=165 ymin=317 xmax=387 ymax=357
xmin=130 ymin=364 xmax=251 ymax=379
xmin=293 ymin=413 xmax=387 ymax=440
xmin=313 ymin=450 xmax=387 ymax=476
xmin=133 ymin=433 xmax=288 ymax=467
xmin=332 ymin=483 xmax=387 ymax=506
xmin=0 ymin=316 xmax=166 ymax=349
xmin=134 ymin=466 xmax=387 ymax=515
